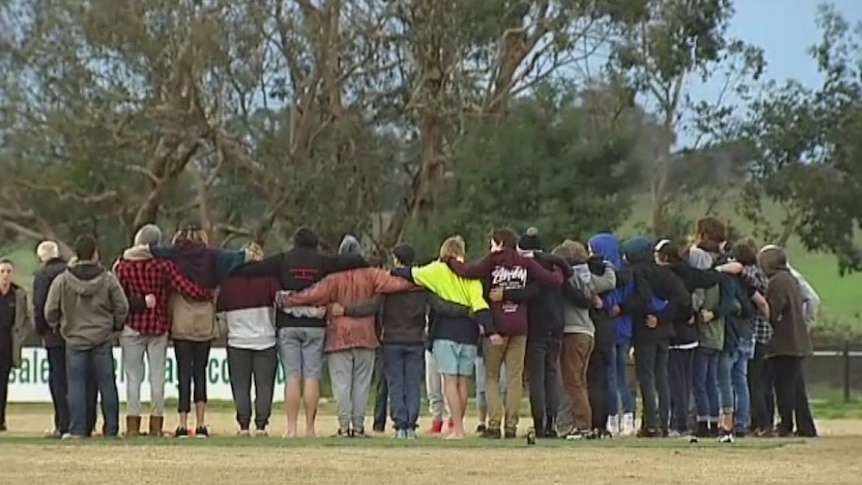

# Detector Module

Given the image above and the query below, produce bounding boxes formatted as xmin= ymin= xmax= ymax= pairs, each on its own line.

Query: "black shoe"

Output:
xmin=695 ymin=422 xmax=709 ymax=438
xmin=543 ymin=428 xmax=558 ymax=439
xmin=174 ymin=427 xmax=189 ymax=438
xmin=733 ymin=427 xmax=747 ymax=438
xmin=0 ymin=423 xmax=6 ymax=432
xmin=708 ymin=423 xmax=720 ymax=438
xmin=480 ymin=428 xmax=502 ymax=439
xmin=194 ymin=426 xmax=209 ymax=438
xmin=475 ymin=424 xmax=487 ymax=434
xmin=637 ymin=428 xmax=660 ymax=438
xmin=336 ymin=428 xmax=350 ymax=438
xmin=504 ymin=429 xmax=517 ymax=439
xmin=352 ymin=428 xmax=369 ymax=438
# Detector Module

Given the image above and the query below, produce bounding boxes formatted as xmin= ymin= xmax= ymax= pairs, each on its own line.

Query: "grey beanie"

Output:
xmin=338 ymin=234 xmax=363 ymax=256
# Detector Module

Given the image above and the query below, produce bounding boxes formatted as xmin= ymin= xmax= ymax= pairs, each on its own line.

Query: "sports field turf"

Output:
xmin=0 ymin=407 xmax=860 ymax=485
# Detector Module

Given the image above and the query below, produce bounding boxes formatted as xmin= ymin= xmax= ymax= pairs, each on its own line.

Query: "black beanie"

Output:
xmin=392 ymin=243 xmax=416 ymax=266
xmin=293 ymin=227 xmax=319 ymax=249
xmin=518 ymin=227 xmax=543 ymax=251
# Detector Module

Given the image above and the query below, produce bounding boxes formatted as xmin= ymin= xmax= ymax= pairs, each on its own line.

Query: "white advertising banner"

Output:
xmin=7 ymin=347 xmax=288 ymax=403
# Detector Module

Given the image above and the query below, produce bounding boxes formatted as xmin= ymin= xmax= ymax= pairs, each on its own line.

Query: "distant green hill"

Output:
xmin=622 ymin=193 xmax=862 ymax=330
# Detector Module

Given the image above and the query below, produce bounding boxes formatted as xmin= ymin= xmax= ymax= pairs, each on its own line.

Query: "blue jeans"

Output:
xmin=717 ymin=351 xmax=734 ymax=413
xmin=693 ymin=347 xmax=719 ymax=421
xmin=67 ymin=341 xmax=119 ymax=437
xmin=383 ymin=344 xmax=425 ymax=431
xmin=607 ymin=342 xmax=635 ymax=416
xmin=728 ymin=350 xmax=750 ymax=429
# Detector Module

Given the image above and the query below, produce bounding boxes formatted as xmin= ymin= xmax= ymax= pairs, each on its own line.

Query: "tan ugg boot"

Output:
xmin=148 ymin=416 xmax=164 ymax=437
xmin=126 ymin=416 xmax=142 ymax=437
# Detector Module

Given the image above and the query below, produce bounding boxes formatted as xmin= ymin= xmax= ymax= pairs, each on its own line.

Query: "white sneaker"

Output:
xmin=718 ymin=432 xmax=735 ymax=444
xmin=621 ymin=413 xmax=636 ymax=436
xmin=606 ymin=415 xmax=619 ymax=435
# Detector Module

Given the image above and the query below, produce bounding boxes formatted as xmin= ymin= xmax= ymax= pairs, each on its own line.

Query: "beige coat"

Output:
xmin=6 ymin=284 xmax=33 ymax=368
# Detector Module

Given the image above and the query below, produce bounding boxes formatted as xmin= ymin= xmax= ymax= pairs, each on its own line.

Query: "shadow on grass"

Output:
xmin=0 ymin=435 xmax=803 ymax=450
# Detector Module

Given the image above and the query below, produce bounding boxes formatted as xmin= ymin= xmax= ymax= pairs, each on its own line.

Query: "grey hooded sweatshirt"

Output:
xmin=44 ymin=262 xmax=129 ymax=349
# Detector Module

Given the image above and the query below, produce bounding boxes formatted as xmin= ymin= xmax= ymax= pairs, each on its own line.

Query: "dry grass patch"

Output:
xmin=2 ymin=411 xmax=862 ymax=484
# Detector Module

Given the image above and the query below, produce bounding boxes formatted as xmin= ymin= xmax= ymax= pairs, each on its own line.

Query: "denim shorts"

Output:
xmin=277 ymin=327 xmax=326 ymax=379
xmin=432 ymin=340 xmax=477 ymax=376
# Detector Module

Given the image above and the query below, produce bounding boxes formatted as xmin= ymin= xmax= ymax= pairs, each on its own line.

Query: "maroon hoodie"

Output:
xmin=445 ymin=249 xmax=563 ymax=336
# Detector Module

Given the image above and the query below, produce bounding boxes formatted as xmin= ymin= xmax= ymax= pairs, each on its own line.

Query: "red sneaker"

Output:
xmin=429 ymin=419 xmax=444 ymax=434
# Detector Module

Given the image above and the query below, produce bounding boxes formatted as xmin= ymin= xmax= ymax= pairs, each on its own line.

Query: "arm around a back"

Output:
xmin=44 ymin=277 xmax=63 ymax=329
xmin=445 ymin=255 xmax=492 ymax=280
xmin=108 ymin=274 xmax=131 ymax=330
xmin=524 ymin=257 xmax=563 ymax=285
xmin=32 ymin=272 xmax=51 ymax=336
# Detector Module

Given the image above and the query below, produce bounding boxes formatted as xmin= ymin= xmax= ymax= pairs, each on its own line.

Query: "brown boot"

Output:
xmin=148 ymin=416 xmax=164 ymax=437
xmin=126 ymin=416 xmax=142 ymax=437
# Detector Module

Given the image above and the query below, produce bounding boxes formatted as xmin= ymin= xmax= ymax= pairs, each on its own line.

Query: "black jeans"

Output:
xmin=748 ymin=343 xmax=773 ymax=431
xmin=227 ymin=346 xmax=278 ymax=430
xmin=0 ymin=356 xmax=10 ymax=427
xmin=772 ymin=356 xmax=816 ymax=437
xmin=668 ymin=348 xmax=695 ymax=433
xmin=587 ymin=347 xmax=610 ymax=431
xmin=47 ymin=346 xmax=70 ymax=433
xmin=634 ymin=341 xmax=670 ymax=431
xmin=771 ymin=355 xmax=812 ymax=436
xmin=373 ymin=349 xmax=388 ymax=432
xmin=174 ymin=340 xmax=211 ymax=413
xmin=526 ymin=333 xmax=562 ymax=432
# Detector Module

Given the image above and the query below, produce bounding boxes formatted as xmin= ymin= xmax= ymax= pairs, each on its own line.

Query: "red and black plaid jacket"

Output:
xmin=114 ymin=258 xmax=213 ymax=335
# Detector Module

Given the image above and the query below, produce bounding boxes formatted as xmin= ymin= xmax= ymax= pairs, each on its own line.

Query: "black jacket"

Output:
xmin=355 ymin=290 xmax=474 ymax=346
xmin=665 ymin=262 xmax=722 ymax=346
xmin=505 ymin=253 xmax=572 ymax=340
xmin=588 ymin=256 xmax=614 ymax=352
xmin=621 ymin=258 xmax=691 ymax=344
xmin=33 ymin=258 xmax=67 ymax=347
xmin=232 ymin=247 xmax=367 ymax=328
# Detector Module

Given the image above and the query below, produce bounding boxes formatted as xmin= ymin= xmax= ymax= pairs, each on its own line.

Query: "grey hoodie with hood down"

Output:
xmin=44 ymin=261 xmax=130 ymax=349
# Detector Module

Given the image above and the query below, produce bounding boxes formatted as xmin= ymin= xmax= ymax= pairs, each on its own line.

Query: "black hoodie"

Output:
xmin=621 ymin=243 xmax=691 ymax=344
xmin=664 ymin=262 xmax=723 ymax=346
xmin=587 ymin=256 xmax=614 ymax=352
xmin=503 ymin=252 xmax=573 ymax=339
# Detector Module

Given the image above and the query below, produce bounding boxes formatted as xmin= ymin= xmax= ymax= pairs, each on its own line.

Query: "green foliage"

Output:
xmin=407 ymin=82 xmax=641 ymax=257
xmin=732 ymin=3 xmax=862 ymax=275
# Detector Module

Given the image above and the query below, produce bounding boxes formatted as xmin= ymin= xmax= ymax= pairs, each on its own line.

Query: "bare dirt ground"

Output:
xmin=2 ymin=411 xmax=862 ymax=485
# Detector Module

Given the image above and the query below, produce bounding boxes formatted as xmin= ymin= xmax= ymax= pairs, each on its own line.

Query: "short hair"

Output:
xmin=740 ymin=236 xmax=759 ymax=252
xmin=490 ymin=227 xmax=518 ymax=249
xmin=0 ymin=258 xmax=14 ymax=267
xmin=439 ymin=236 xmax=466 ymax=259
xmin=695 ymin=216 xmax=727 ymax=244
xmin=731 ymin=241 xmax=759 ymax=266
xmin=134 ymin=224 xmax=162 ymax=246
xmin=561 ymin=240 xmax=588 ymax=262
xmin=293 ymin=227 xmax=319 ymax=249
xmin=36 ymin=241 xmax=60 ymax=262
xmin=393 ymin=243 xmax=416 ymax=266
xmin=655 ymin=240 xmax=682 ymax=263
xmin=73 ymin=235 xmax=98 ymax=261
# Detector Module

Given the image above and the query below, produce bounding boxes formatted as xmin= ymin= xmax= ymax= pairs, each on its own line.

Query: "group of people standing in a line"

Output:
xmin=0 ymin=216 xmax=818 ymax=442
